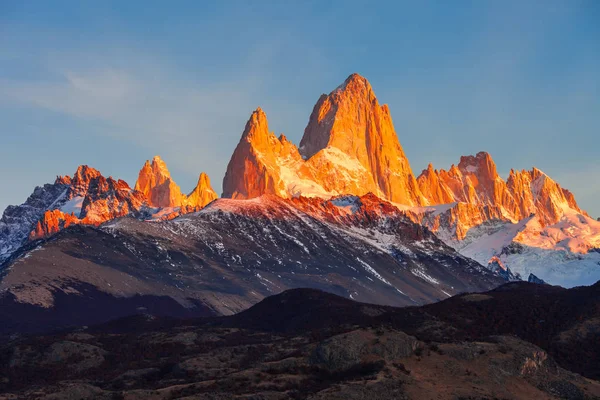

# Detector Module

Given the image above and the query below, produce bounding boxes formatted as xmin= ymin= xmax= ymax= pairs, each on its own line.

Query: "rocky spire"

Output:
xmin=417 ymin=163 xmax=455 ymax=205
xmin=222 ymin=108 xmax=303 ymax=199
xmin=415 ymin=152 xmax=588 ymax=239
xmin=186 ymin=172 xmax=218 ymax=208
xmin=135 ymin=156 xmax=184 ymax=207
xmin=299 ymin=73 xmax=425 ymax=206
xmin=222 ymin=74 xmax=425 ymax=206
xmin=28 ymin=165 xmax=146 ymax=240
xmin=135 ymin=156 xmax=219 ymax=208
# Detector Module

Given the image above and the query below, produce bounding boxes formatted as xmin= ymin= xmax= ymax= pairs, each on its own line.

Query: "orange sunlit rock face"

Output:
xmin=222 ymin=107 xmax=304 ymax=199
xmin=186 ymin=172 xmax=218 ymax=208
xmin=135 ymin=156 xmax=217 ymax=208
xmin=413 ymin=152 xmax=587 ymax=239
xmin=223 ymin=74 xmax=425 ymax=205
xmin=29 ymin=209 xmax=79 ymax=240
xmin=221 ymin=74 xmax=587 ymax=242
xmin=25 ymin=73 xmax=589 ymax=248
xmin=135 ymin=156 xmax=185 ymax=207
xmin=28 ymin=162 xmax=218 ymax=241
xmin=300 ymin=73 xmax=425 ymax=206
xmin=29 ymin=165 xmax=148 ymax=239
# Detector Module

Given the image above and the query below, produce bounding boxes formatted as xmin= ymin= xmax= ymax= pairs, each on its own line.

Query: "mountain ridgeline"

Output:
xmin=221 ymin=73 xmax=600 ymax=285
xmin=0 ymin=73 xmax=598 ymax=335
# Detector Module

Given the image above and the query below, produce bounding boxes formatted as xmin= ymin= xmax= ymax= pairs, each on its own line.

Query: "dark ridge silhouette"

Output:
xmin=0 ymin=282 xmax=215 ymax=335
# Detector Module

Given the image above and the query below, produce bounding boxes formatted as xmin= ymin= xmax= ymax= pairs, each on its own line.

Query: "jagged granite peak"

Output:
xmin=417 ymin=163 xmax=456 ymax=205
xmin=1 ymin=165 xmax=148 ymax=258
xmin=30 ymin=166 xmax=147 ymax=240
xmin=223 ymin=75 xmax=425 ymax=206
xmin=410 ymin=152 xmax=599 ymax=286
xmin=299 ymin=73 xmax=425 ymax=206
xmin=222 ymin=107 xmax=305 ymax=199
xmin=68 ymin=165 xmax=103 ymax=194
xmin=299 ymin=73 xmax=377 ymax=159
xmin=417 ymin=151 xmax=506 ymax=206
xmin=415 ymin=152 xmax=588 ymax=237
xmin=135 ymin=156 xmax=217 ymax=208
xmin=1 ymin=158 xmax=218 ymax=261
xmin=0 ymin=180 xmax=70 ymax=262
xmin=135 ymin=155 xmax=184 ymax=207
xmin=458 ymin=151 xmax=499 ymax=177
xmin=186 ymin=172 xmax=218 ymax=208
xmin=241 ymin=107 xmax=270 ymax=141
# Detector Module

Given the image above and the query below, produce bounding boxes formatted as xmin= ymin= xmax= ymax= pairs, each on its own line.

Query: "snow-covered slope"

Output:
xmin=0 ymin=181 xmax=70 ymax=263
xmin=452 ymin=210 xmax=600 ymax=287
xmin=0 ymin=161 xmax=219 ymax=264
xmin=0 ymin=194 xmax=503 ymax=332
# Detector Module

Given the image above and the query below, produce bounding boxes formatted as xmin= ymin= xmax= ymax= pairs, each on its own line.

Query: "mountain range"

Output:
xmin=221 ymin=73 xmax=600 ymax=286
xmin=0 ymin=73 xmax=599 ymax=333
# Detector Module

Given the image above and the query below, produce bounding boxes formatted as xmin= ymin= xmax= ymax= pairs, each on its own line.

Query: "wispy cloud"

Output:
xmin=0 ymin=29 xmax=333 ymax=197
xmin=0 ymin=55 xmax=271 ymax=193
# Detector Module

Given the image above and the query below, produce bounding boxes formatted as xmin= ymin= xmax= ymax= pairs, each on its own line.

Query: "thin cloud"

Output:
xmin=0 ymin=62 xmax=266 ymax=194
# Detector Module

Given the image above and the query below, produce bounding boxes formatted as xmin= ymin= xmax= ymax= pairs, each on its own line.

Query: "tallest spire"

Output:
xmin=335 ymin=73 xmax=374 ymax=97
xmin=221 ymin=74 xmax=426 ymax=206
xmin=299 ymin=73 xmax=376 ymax=160
xmin=299 ymin=73 xmax=425 ymax=206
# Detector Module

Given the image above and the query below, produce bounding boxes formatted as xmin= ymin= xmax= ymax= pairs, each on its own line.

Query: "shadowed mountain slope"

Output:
xmin=0 ymin=195 xmax=502 ymax=335
xmin=1 ymin=282 xmax=599 ymax=399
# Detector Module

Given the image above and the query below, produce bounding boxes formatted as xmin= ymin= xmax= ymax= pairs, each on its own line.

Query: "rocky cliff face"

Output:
xmin=413 ymin=152 xmax=587 ymax=240
xmin=135 ymin=156 xmax=217 ymax=208
xmin=186 ymin=172 xmax=218 ymax=208
xmin=0 ymin=181 xmax=70 ymax=262
xmin=300 ymin=73 xmax=424 ymax=206
xmin=219 ymin=74 xmax=596 ymax=286
xmin=135 ymin=156 xmax=184 ymax=208
xmin=29 ymin=209 xmax=79 ymax=240
xmin=1 ymin=161 xmax=217 ymax=257
xmin=222 ymin=74 xmax=425 ymax=205
xmin=28 ymin=165 xmax=147 ymax=240
xmin=222 ymin=108 xmax=306 ymax=199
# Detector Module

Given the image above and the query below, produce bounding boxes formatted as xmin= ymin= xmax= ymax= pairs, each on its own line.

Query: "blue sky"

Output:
xmin=1 ymin=1 xmax=599 ymax=216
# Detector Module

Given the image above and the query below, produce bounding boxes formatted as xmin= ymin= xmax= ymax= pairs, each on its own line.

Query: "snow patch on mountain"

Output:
xmin=356 ymin=257 xmax=392 ymax=285
xmin=0 ymin=182 xmax=70 ymax=264
xmin=60 ymin=196 xmax=85 ymax=217
xmin=450 ymin=209 xmax=600 ymax=287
